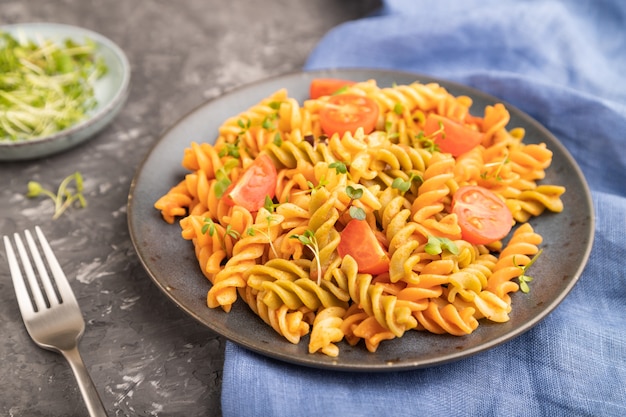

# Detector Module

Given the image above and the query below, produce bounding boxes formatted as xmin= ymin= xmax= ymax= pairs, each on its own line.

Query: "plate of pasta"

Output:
xmin=128 ymin=69 xmax=594 ymax=371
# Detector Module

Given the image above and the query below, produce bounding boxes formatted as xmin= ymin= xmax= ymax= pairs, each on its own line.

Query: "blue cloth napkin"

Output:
xmin=222 ymin=1 xmax=626 ymax=416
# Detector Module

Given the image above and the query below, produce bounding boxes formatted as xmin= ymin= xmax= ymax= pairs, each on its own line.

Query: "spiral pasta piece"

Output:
xmin=414 ymin=297 xmax=479 ymax=336
xmin=154 ymin=180 xmax=193 ymax=224
xmin=253 ymin=298 xmax=311 ymax=344
xmin=308 ymin=306 xmax=347 ymax=356
xmin=207 ymin=208 xmax=279 ymax=311
xmin=411 ymin=152 xmax=462 ymax=240
xmin=487 ymin=223 xmax=542 ymax=303
xmin=246 ymin=258 xmax=349 ymax=313
xmin=340 ymin=256 xmax=417 ymax=338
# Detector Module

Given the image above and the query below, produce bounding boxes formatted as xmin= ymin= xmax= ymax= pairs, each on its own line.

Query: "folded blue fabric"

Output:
xmin=222 ymin=1 xmax=626 ymax=416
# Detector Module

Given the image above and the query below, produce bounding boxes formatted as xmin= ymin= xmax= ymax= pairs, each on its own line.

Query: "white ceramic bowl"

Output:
xmin=0 ymin=22 xmax=131 ymax=161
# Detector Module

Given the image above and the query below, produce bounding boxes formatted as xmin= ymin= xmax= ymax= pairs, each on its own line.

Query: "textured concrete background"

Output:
xmin=0 ymin=1 xmax=381 ymax=416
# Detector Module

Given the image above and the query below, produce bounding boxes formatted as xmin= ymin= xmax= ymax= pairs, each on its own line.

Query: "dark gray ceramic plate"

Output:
xmin=128 ymin=69 xmax=594 ymax=371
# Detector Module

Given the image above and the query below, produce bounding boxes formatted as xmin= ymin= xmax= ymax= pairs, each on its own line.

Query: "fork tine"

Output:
xmin=29 ymin=227 xmax=63 ymax=306
xmin=8 ymin=232 xmax=49 ymax=312
xmin=3 ymin=235 xmax=39 ymax=315
xmin=34 ymin=226 xmax=77 ymax=306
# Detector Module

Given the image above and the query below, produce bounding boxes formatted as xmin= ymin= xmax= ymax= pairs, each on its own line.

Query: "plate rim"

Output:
xmin=128 ymin=68 xmax=595 ymax=371
xmin=0 ymin=22 xmax=131 ymax=159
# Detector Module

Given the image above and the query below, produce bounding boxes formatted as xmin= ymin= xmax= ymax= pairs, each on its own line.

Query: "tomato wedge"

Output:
xmin=310 ymin=78 xmax=356 ymax=99
xmin=337 ymin=219 xmax=390 ymax=275
xmin=452 ymin=185 xmax=513 ymax=245
xmin=319 ymin=94 xmax=379 ymax=137
xmin=223 ymin=154 xmax=277 ymax=212
xmin=424 ymin=114 xmax=483 ymax=157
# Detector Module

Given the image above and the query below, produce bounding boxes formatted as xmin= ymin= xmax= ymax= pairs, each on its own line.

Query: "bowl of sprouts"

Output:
xmin=0 ymin=22 xmax=130 ymax=161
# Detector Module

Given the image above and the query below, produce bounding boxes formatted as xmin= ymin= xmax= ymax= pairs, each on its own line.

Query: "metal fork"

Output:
xmin=3 ymin=226 xmax=108 ymax=417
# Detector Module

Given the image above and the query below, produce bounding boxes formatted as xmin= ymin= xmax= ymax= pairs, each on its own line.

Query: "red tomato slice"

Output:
xmin=319 ymin=94 xmax=379 ymax=137
xmin=223 ymin=154 xmax=277 ymax=212
xmin=452 ymin=185 xmax=513 ymax=245
xmin=424 ymin=114 xmax=483 ymax=157
xmin=337 ymin=219 xmax=390 ymax=275
xmin=310 ymin=78 xmax=356 ymax=99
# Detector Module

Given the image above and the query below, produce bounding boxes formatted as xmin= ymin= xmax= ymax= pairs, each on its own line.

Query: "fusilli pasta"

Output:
xmin=155 ymin=78 xmax=564 ymax=356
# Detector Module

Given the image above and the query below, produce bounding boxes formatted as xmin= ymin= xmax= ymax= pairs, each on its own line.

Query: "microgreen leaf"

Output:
xmin=349 ymin=206 xmax=366 ymax=221
xmin=391 ymin=177 xmax=410 ymax=192
xmin=246 ymin=214 xmax=280 ymax=257
xmin=219 ymin=138 xmax=241 ymax=158
xmin=424 ymin=236 xmax=459 ymax=256
xmin=337 ymin=185 xmax=367 ymax=220
xmin=273 ymin=132 xmax=283 ymax=146
xmin=307 ymin=177 xmax=328 ymax=193
xmin=415 ymin=119 xmax=445 ymax=153
xmin=329 ymin=161 xmax=348 ymax=175
xmin=268 ymin=101 xmax=282 ymax=110
xmin=345 ymin=185 xmax=363 ymax=200
xmin=201 ymin=218 xmax=217 ymax=236
xmin=237 ymin=118 xmax=251 ymax=132
xmin=225 ymin=224 xmax=240 ymax=240
xmin=263 ymin=196 xmax=280 ymax=213
xmin=262 ymin=114 xmax=276 ymax=130
xmin=214 ymin=159 xmax=239 ymax=198
xmin=480 ymin=150 xmax=510 ymax=181
xmin=514 ymin=249 xmax=543 ymax=293
xmin=391 ymin=172 xmax=423 ymax=194
xmin=202 ymin=218 xmax=242 ymax=252
xmin=332 ymin=86 xmax=350 ymax=95
xmin=290 ymin=230 xmax=322 ymax=285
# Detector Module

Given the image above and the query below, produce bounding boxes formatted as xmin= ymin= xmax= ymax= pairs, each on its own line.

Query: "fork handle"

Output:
xmin=61 ymin=346 xmax=109 ymax=417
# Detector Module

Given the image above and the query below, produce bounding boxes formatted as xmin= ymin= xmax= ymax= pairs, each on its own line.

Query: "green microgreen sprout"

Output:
xmin=202 ymin=218 xmax=240 ymax=252
xmin=415 ymin=120 xmax=445 ymax=153
xmin=262 ymin=113 xmax=278 ymax=130
xmin=393 ymin=103 xmax=404 ymax=115
xmin=391 ymin=172 xmax=423 ymax=194
xmin=263 ymin=195 xmax=280 ymax=213
xmin=260 ymin=102 xmax=282 ymax=130
xmin=268 ymin=101 xmax=282 ymax=110
xmin=480 ymin=150 xmax=510 ymax=181
xmin=328 ymin=160 xmax=357 ymax=181
xmin=514 ymin=249 xmax=543 ymax=293
xmin=348 ymin=205 xmax=366 ymax=221
xmin=344 ymin=185 xmax=366 ymax=220
xmin=385 ymin=120 xmax=399 ymax=139
xmin=424 ymin=236 xmax=460 ymax=256
xmin=332 ymin=85 xmax=350 ymax=95
xmin=214 ymin=159 xmax=239 ymax=198
xmin=218 ymin=137 xmax=241 ymax=158
xmin=328 ymin=161 xmax=348 ymax=175
xmin=237 ymin=118 xmax=251 ymax=133
xmin=273 ymin=132 xmax=283 ymax=147
xmin=26 ymin=171 xmax=87 ymax=220
xmin=306 ymin=177 xmax=329 ymax=194
xmin=290 ymin=229 xmax=322 ymax=285
xmin=246 ymin=213 xmax=279 ymax=258
xmin=224 ymin=225 xmax=240 ymax=240
xmin=201 ymin=217 xmax=217 ymax=236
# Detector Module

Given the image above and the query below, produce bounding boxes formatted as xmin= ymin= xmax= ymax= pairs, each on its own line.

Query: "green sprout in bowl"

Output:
xmin=0 ymin=31 xmax=108 ymax=141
